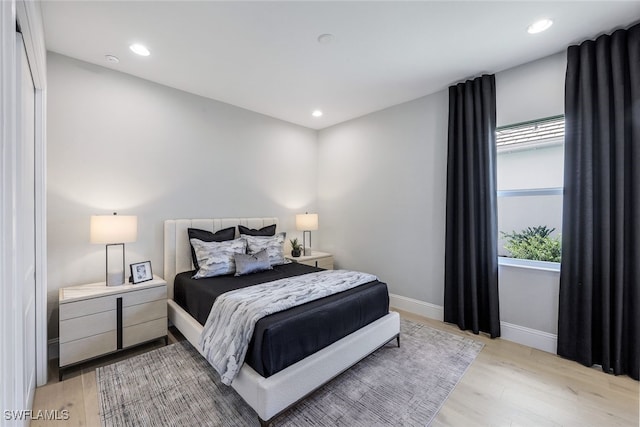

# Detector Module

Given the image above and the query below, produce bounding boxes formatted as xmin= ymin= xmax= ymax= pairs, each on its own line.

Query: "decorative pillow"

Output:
xmin=238 ymin=224 xmax=276 ymax=237
xmin=234 ymin=249 xmax=272 ymax=276
xmin=188 ymin=227 xmax=236 ymax=270
xmin=243 ymin=232 xmax=286 ymax=266
xmin=190 ymin=238 xmax=247 ymax=279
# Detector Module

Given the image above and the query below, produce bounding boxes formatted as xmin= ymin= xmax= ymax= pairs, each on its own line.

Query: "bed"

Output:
xmin=164 ymin=217 xmax=400 ymax=426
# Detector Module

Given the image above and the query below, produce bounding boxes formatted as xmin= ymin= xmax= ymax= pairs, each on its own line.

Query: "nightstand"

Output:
xmin=286 ymin=251 xmax=334 ymax=269
xmin=58 ymin=276 xmax=168 ymax=380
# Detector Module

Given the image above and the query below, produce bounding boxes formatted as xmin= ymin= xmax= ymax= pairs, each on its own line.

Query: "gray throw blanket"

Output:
xmin=199 ymin=269 xmax=377 ymax=385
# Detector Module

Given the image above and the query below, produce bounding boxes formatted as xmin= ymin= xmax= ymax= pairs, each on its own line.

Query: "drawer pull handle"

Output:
xmin=117 ymin=297 xmax=123 ymax=349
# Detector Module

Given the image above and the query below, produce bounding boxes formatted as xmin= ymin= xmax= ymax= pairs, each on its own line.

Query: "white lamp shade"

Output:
xmin=296 ymin=213 xmax=318 ymax=231
xmin=90 ymin=215 xmax=138 ymax=244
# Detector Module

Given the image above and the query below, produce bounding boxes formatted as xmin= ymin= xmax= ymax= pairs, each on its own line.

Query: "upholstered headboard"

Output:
xmin=163 ymin=217 xmax=278 ymax=299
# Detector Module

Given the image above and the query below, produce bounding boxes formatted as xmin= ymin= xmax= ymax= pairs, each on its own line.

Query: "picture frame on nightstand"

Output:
xmin=130 ymin=261 xmax=153 ymax=284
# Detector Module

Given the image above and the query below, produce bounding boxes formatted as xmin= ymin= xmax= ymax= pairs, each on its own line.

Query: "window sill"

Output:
xmin=498 ymin=257 xmax=560 ymax=273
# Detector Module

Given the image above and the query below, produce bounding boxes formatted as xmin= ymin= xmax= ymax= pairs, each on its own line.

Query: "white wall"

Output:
xmin=496 ymin=51 xmax=566 ymax=127
xmin=46 ymin=52 xmax=318 ymax=338
xmin=317 ymin=51 xmax=567 ymax=350
xmin=497 ymin=257 xmax=560 ymax=353
xmin=317 ymin=90 xmax=449 ymax=304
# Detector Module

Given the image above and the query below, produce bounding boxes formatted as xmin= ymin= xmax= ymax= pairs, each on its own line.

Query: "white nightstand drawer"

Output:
xmin=60 ymin=294 xmax=115 ymax=321
xmin=59 ymin=309 xmax=116 ymax=344
xmin=123 ymin=286 xmax=166 ymax=307
xmin=298 ymin=257 xmax=334 ymax=269
xmin=316 ymin=257 xmax=334 ymax=270
xmin=123 ymin=300 xmax=166 ymax=327
xmin=123 ymin=318 xmax=167 ymax=348
xmin=60 ymin=330 xmax=117 ymax=367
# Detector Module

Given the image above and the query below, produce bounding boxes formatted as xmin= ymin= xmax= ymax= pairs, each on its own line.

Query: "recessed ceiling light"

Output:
xmin=129 ymin=43 xmax=150 ymax=56
xmin=105 ymin=54 xmax=119 ymax=64
xmin=317 ymin=34 xmax=335 ymax=44
xmin=527 ymin=19 xmax=553 ymax=34
xmin=312 ymin=110 xmax=323 ymax=117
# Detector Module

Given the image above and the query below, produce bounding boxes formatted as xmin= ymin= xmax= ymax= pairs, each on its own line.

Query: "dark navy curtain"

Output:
xmin=558 ymin=23 xmax=639 ymax=380
xmin=444 ymin=74 xmax=500 ymax=338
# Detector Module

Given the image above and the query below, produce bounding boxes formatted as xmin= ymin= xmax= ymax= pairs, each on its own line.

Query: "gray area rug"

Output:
xmin=97 ymin=319 xmax=483 ymax=426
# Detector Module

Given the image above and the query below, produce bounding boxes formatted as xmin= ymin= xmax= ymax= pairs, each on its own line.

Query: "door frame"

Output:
xmin=16 ymin=0 xmax=47 ymax=388
xmin=1 ymin=2 xmax=47 ymax=415
xmin=0 ymin=0 xmax=21 ymax=415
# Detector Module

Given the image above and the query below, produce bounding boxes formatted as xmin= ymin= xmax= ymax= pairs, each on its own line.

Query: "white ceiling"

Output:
xmin=41 ymin=1 xmax=640 ymax=130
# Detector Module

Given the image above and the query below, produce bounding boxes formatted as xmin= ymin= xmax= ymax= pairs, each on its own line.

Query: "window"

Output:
xmin=496 ymin=116 xmax=564 ymax=264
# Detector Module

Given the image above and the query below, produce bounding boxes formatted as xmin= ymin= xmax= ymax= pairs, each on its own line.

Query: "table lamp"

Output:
xmin=296 ymin=213 xmax=318 ymax=256
xmin=90 ymin=213 xmax=137 ymax=286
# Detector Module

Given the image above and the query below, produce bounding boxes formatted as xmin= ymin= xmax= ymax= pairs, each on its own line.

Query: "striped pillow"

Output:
xmin=190 ymin=238 xmax=247 ymax=278
xmin=242 ymin=232 xmax=286 ymax=266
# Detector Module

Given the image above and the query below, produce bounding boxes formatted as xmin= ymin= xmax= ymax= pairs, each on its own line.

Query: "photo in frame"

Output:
xmin=130 ymin=261 xmax=153 ymax=284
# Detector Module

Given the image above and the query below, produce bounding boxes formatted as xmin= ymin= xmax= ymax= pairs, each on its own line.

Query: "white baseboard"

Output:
xmin=500 ymin=321 xmax=557 ymax=354
xmin=389 ymin=293 xmax=444 ymax=321
xmin=390 ymin=294 xmax=557 ymax=354
xmin=48 ymin=338 xmax=59 ymax=360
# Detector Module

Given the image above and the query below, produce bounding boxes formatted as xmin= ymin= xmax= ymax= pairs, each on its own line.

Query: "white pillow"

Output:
xmin=190 ymin=238 xmax=247 ymax=278
xmin=242 ymin=232 xmax=286 ymax=266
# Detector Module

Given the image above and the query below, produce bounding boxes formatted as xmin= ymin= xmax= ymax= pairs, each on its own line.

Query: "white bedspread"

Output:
xmin=198 ymin=269 xmax=377 ymax=385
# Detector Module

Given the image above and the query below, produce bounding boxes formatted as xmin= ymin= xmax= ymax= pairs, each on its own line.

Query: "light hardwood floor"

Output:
xmin=32 ymin=311 xmax=639 ymax=426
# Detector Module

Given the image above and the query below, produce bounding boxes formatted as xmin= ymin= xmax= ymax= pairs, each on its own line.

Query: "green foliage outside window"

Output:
xmin=501 ymin=225 xmax=561 ymax=263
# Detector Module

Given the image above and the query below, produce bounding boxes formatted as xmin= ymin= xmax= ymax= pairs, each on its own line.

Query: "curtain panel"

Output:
xmin=558 ymin=23 xmax=639 ymax=380
xmin=444 ymin=74 xmax=500 ymax=338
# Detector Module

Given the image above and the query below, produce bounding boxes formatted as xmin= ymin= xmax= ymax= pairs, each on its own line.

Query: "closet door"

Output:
xmin=17 ymin=31 xmax=37 ymax=409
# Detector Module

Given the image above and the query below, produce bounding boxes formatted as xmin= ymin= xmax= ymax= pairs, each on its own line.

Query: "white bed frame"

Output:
xmin=164 ymin=218 xmax=400 ymax=426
